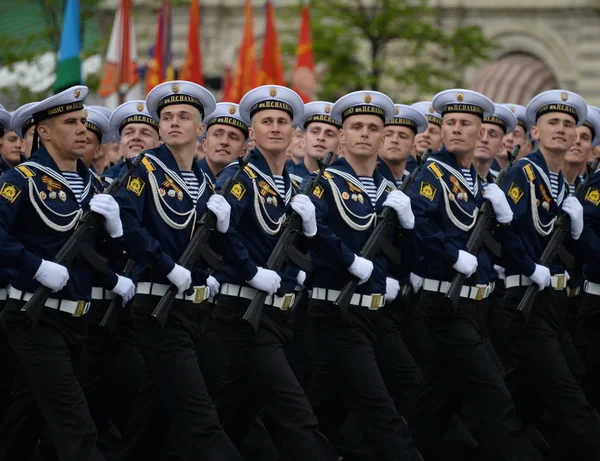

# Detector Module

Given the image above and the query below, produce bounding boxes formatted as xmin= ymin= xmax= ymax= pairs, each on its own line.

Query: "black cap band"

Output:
xmin=207 ymin=116 xmax=249 ymax=138
xmin=85 ymin=121 xmax=102 ymax=143
xmin=517 ymin=119 xmax=527 ymax=132
xmin=250 ymin=100 xmax=293 ymax=119
xmin=32 ymin=101 xmax=84 ymax=123
xmin=157 ymin=94 xmax=204 ymax=117
xmin=119 ymin=115 xmax=159 ymax=134
xmin=425 ymin=114 xmax=442 ymax=126
xmin=441 ymin=103 xmax=484 ymax=119
xmin=341 ymin=104 xmax=385 ymax=122
xmin=482 ymin=115 xmax=507 ymax=133
xmin=385 ymin=117 xmax=418 ymax=134
xmin=536 ymin=103 xmax=579 ymax=124
xmin=304 ymin=114 xmax=341 ymax=129
xmin=584 ymin=119 xmax=596 ymax=141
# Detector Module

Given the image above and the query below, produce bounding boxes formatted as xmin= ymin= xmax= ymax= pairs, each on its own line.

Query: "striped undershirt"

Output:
xmin=62 ymin=171 xmax=84 ymax=203
xmin=395 ymin=179 xmax=403 ymax=188
xmin=568 ymin=183 xmax=576 ymax=196
xmin=273 ymin=175 xmax=286 ymax=196
xmin=359 ymin=176 xmax=377 ymax=205
xmin=461 ymin=168 xmax=474 ymax=191
xmin=181 ymin=171 xmax=200 ymax=202
xmin=549 ymin=172 xmax=560 ymax=199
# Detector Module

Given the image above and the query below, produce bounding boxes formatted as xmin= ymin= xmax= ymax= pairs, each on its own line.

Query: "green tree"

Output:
xmin=283 ymin=0 xmax=495 ymax=101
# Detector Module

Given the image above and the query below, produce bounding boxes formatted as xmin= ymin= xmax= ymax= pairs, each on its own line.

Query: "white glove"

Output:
xmin=493 ymin=265 xmax=506 ymax=281
xmin=562 ymin=196 xmax=584 ymax=240
xmin=90 ymin=194 xmax=123 ymax=238
xmin=483 ymin=183 xmax=513 ymax=224
xmin=296 ymin=270 xmax=306 ymax=288
xmin=291 ymin=194 xmax=317 ymax=237
xmin=529 ymin=264 xmax=551 ymax=291
xmin=34 ymin=259 xmax=69 ymax=292
xmin=385 ymin=277 xmax=400 ymax=302
xmin=348 ymin=255 xmax=374 ymax=285
xmin=409 ymin=272 xmax=424 ymax=293
xmin=247 ymin=267 xmax=281 ymax=296
xmin=207 ymin=194 xmax=231 ymax=233
xmin=112 ymin=275 xmax=136 ymax=306
xmin=206 ymin=275 xmax=220 ymax=298
xmin=452 ymin=250 xmax=478 ymax=278
xmin=167 ymin=264 xmax=192 ymax=295
xmin=382 ymin=190 xmax=415 ymax=229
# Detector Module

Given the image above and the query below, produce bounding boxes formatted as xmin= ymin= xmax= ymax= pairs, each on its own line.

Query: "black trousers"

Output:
xmin=0 ymin=300 xmax=18 ymax=421
xmin=307 ymin=299 xmax=420 ymax=461
xmin=500 ymin=287 xmax=600 ymax=461
xmin=113 ymin=294 xmax=242 ymax=461
xmin=0 ymin=299 xmax=104 ymax=461
xmin=213 ymin=294 xmax=337 ymax=461
xmin=418 ymin=292 xmax=542 ymax=461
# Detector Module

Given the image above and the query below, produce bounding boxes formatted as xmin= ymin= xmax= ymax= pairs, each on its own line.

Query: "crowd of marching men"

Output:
xmin=0 ymin=80 xmax=599 ymax=461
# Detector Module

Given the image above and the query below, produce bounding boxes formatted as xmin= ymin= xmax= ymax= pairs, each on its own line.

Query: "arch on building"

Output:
xmin=470 ymin=52 xmax=559 ymax=105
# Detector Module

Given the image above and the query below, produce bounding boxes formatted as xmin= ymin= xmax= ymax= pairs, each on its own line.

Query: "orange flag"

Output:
xmin=180 ymin=0 xmax=203 ymax=84
xmin=292 ymin=0 xmax=315 ymax=103
xmin=228 ymin=0 xmax=258 ymax=103
xmin=98 ymin=0 xmax=138 ymax=98
xmin=258 ymin=0 xmax=284 ymax=86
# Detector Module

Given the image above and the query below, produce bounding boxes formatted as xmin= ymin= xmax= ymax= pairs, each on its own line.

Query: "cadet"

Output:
xmin=110 ymin=81 xmax=242 ymax=461
xmin=0 ymin=105 xmax=9 ymax=142
xmin=82 ymin=107 xmax=111 ymax=175
xmin=108 ymin=100 xmax=160 ymax=163
xmin=0 ymin=124 xmax=24 ymax=173
xmin=0 ymin=86 xmax=127 ymax=461
xmin=408 ymin=89 xmax=543 ymax=460
xmin=199 ymin=102 xmax=250 ymax=186
xmin=411 ymin=100 xmax=443 ymax=159
xmin=0 ymin=106 xmax=14 ymax=173
xmin=288 ymin=101 xmax=341 ymax=185
xmin=10 ymin=102 xmax=37 ymax=160
xmin=304 ymin=90 xmax=421 ymax=461
xmin=498 ymin=90 xmax=600 ymax=460
xmin=500 ymin=104 xmax=533 ymax=163
xmin=378 ymin=103 xmax=428 ymax=187
xmin=211 ymin=85 xmax=337 ymax=460
xmin=473 ymin=103 xmax=518 ymax=182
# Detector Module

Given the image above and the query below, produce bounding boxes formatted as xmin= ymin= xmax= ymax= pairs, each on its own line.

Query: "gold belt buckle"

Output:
xmin=280 ymin=293 xmax=295 ymax=311
xmin=193 ymin=286 xmax=208 ymax=304
xmin=475 ymin=285 xmax=487 ymax=301
xmin=73 ymin=301 xmax=88 ymax=317
xmin=556 ymin=275 xmax=565 ymax=290
xmin=369 ymin=293 xmax=382 ymax=311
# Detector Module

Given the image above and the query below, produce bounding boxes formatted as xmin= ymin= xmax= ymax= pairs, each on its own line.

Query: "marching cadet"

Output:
xmin=0 ymin=106 xmax=14 ymax=172
xmin=87 ymin=106 xmax=115 ymax=173
xmin=111 ymin=81 xmax=243 ymax=461
xmin=411 ymin=100 xmax=443 ymax=158
xmin=286 ymin=125 xmax=306 ymax=166
xmin=378 ymin=103 xmax=428 ymax=187
xmin=82 ymin=107 xmax=111 ymax=175
xmin=211 ymin=85 xmax=337 ymax=460
xmin=408 ymin=89 xmax=543 ymax=460
xmin=304 ymin=90 xmax=421 ymax=461
xmin=199 ymin=102 xmax=250 ymax=187
xmin=0 ymin=105 xmax=9 ymax=141
xmin=564 ymin=106 xmax=600 ymax=193
xmin=500 ymin=104 xmax=533 ymax=162
xmin=0 ymin=86 xmax=129 ymax=461
xmin=10 ymin=102 xmax=37 ymax=160
xmin=288 ymin=101 xmax=341 ymax=185
xmin=473 ymin=103 xmax=518 ymax=183
xmin=497 ymin=90 xmax=600 ymax=460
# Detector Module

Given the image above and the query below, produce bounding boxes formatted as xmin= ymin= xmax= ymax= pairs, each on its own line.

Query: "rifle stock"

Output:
xmin=242 ymin=152 xmax=334 ymax=333
xmin=99 ymin=258 xmax=135 ymax=332
xmin=518 ymin=157 xmax=600 ymax=320
xmin=21 ymin=154 xmax=145 ymax=327
xmin=334 ymin=149 xmax=432 ymax=315
xmin=445 ymin=145 xmax=520 ymax=307
xmin=151 ymin=152 xmax=252 ymax=328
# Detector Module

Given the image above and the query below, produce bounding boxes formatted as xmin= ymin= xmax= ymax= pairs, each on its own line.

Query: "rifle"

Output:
xmin=445 ymin=145 xmax=520 ymax=307
xmin=518 ymin=157 xmax=600 ymax=321
xmin=99 ymin=258 xmax=135 ymax=332
xmin=21 ymin=153 xmax=145 ymax=327
xmin=151 ymin=152 xmax=252 ymax=328
xmin=334 ymin=149 xmax=432 ymax=316
xmin=242 ymin=151 xmax=335 ymax=333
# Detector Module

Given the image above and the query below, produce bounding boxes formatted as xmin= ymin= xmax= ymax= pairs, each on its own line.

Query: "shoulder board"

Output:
xmin=323 ymin=171 xmax=333 ymax=179
xmin=523 ymin=163 xmax=536 ymax=182
xmin=244 ymin=165 xmax=257 ymax=178
xmin=16 ymin=165 xmax=35 ymax=178
xmin=427 ymin=162 xmax=444 ymax=179
xmin=141 ymin=156 xmax=155 ymax=172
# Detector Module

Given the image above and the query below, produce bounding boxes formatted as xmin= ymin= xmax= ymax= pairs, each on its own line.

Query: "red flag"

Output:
xmin=228 ymin=0 xmax=258 ymax=103
xmin=180 ymin=0 xmax=203 ymax=84
xmin=258 ymin=1 xmax=284 ymax=86
xmin=98 ymin=0 xmax=138 ymax=98
xmin=146 ymin=0 xmax=173 ymax=94
xmin=221 ymin=65 xmax=233 ymax=101
xmin=292 ymin=0 xmax=315 ymax=103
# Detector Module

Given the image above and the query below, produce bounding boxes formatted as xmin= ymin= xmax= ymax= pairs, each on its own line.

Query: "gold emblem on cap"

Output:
xmin=561 ymin=92 xmax=568 ymax=101
xmin=364 ymin=94 xmax=372 ymax=103
xmin=172 ymin=83 xmax=180 ymax=93
xmin=229 ymin=105 xmax=236 ymax=114
xmin=395 ymin=107 xmax=399 ymax=115
xmin=269 ymin=87 xmax=277 ymax=97
xmin=429 ymin=106 xmax=435 ymax=113
xmin=82 ymin=109 xmax=88 ymax=117
xmin=509 ymin=106 xmax=515 ymax=112
xmin=456 ymin=93 xmax=464 ymax=102
xmin=137 ymin=102 xmax=144 ymax=112
xmin=74 ymin=89 xmax=81 ymax=98
xmin=324 ymin=105 xmax=331 ymax=114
